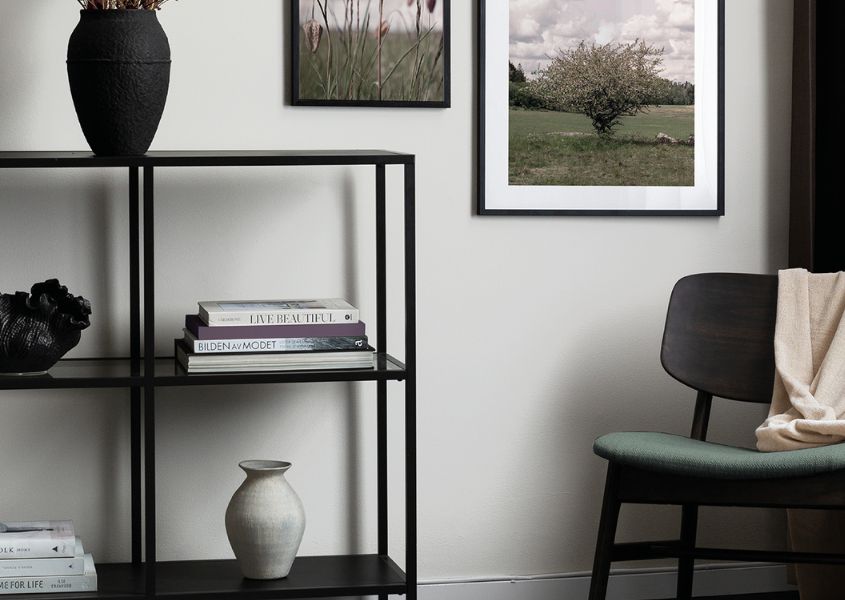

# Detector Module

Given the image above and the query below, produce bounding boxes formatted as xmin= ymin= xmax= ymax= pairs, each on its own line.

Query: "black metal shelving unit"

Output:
xmin=0 ymin=150 xmax=417 ymax=600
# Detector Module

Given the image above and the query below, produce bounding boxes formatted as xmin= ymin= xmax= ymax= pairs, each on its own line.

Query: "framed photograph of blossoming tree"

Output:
xmin=292 ymin=0 xmax=450 ymax=107
xmin=478 ymin=0 xmax=724 ymax=215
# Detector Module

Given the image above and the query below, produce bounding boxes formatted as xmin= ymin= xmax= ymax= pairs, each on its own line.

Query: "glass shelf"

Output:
xmin=0 ymin=359 xmax=139 ymax=390
xmin=0 ymin=355 xmax=406 ymax=391
xmin=155 ymin=353 xmax=406 ymax=386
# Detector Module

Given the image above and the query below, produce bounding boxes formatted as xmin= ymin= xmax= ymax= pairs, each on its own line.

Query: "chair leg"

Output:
xmin=588 ymin=465 xmax=621 ymax=600
xmin=676 ymin=504 xmax=699 ymax=600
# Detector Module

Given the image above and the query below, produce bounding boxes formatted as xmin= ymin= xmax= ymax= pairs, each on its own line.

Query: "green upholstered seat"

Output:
xmin=593 ymin=432 xmax=845 ymax=480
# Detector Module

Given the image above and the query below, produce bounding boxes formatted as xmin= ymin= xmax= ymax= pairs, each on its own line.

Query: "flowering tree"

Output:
xmin=532 ymin=40 xmax=664 ymax=136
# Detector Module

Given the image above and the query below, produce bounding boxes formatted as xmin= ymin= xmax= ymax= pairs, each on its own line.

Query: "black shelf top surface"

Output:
xmin=0 ymin=355 xmax=406 ymax=390
xmin=0 ymin=359 xmax=139 ymax=390
xmin=15 ymin=556 xmax=406 ymax=600
xmin=0 ymin=150 xmax=413 ymax=168
xmin=153 ymin=555 xmax=406 ymax=599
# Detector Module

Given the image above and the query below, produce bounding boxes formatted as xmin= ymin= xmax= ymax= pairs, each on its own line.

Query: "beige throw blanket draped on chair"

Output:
xmin=756 ymin=268 xmax=845 ymax=600
xmin=757 ymin=268 xmax=845 ymax=450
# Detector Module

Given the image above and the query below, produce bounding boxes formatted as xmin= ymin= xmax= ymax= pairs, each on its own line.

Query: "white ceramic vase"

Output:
xmin=225 ymin=460 xmax=306 ymax=579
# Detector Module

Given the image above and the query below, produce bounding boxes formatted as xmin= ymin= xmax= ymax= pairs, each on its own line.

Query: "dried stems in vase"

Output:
xmin=76 ymin=0 xmax=173 ymax=9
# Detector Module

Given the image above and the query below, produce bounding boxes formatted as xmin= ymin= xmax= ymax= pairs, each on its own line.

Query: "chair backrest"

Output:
xmin=660 ymin=273 xmax=777 ymax=403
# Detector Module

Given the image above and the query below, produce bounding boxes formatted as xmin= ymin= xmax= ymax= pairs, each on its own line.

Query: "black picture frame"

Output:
xmin=292 ymin=0 xmax=451 ymax=108
xmin=477 ymin=0 xmax=725 ymax=216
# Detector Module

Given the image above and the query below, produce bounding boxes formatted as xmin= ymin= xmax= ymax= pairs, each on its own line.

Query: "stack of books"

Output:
xmin=0 ymin=521 xmax=97 ymax=595
xmin=176 ymin=298 xmax=375 ymax=373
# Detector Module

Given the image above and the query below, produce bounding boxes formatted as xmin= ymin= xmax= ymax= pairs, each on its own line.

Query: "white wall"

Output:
xmin=0 ymin=0 xmax=793 ymax=584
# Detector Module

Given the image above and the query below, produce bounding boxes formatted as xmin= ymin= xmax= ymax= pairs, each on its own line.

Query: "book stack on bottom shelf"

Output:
xmin=176 ymin=298 xmax=375 ymax=373
xmin=0 ymin=521 xmax=97 ymax=595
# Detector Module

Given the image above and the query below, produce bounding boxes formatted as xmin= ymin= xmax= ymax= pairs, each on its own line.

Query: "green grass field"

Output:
xmin=509 ymin=106 xmax=695 ymax=186
xmin=298 ymin=32 xmax=445 ymax=102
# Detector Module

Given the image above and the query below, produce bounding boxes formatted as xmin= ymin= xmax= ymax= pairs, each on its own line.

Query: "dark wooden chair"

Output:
xmin=588 ymin=273 xmax=845 ymax=600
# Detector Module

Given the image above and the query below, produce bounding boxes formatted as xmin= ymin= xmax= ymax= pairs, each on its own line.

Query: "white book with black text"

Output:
xmin=0 ymin=554 xmax=96 ymax=595
xmin=0 ymin=538 xmax=85 ymax=577
xmin=198 ymin=298 xmax=359 ymax=326
xmin=0 ymin=521 xmax=75 ymax=559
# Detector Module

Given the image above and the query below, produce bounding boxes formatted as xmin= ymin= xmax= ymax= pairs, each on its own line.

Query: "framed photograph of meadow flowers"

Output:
xmin=292 ymin=0 xmax=450 ymax=107
xmin=478 ymin=0 xmax=725 ymax=215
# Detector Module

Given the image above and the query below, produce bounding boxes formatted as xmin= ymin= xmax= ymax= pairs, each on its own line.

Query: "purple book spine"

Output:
xmin=185 ymin=315 xmax=367 ymax=340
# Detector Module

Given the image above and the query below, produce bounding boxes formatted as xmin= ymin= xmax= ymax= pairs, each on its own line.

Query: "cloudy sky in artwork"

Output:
xmin=299 ymin=0 xmax=444 ymax=33
xmin=510 ymin=0 xmax=695 ymax=83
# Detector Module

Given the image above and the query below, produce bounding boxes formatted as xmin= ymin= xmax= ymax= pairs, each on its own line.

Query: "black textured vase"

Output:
xmin=67 ymin=10 xmax=171 ymax=156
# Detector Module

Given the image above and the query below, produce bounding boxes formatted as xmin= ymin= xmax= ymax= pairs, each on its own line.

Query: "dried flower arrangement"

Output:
xmin=76 ymin=0 xmax=173 ymax=9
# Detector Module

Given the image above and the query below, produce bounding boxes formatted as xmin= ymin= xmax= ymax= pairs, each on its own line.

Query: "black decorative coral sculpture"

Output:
xmin=0 ymin=280 xmax=91 ymax=374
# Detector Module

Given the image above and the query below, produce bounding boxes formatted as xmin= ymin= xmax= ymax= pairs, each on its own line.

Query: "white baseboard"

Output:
xmin=417 ymin=564 xmax=795 ymax=600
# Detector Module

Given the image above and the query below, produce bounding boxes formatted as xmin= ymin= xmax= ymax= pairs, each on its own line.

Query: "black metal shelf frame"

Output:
xmin=0 ymin=151 xmax=416 ymax=600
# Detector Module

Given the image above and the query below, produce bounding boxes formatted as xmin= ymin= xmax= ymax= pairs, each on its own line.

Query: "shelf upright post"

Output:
xmin=376 ymin=163 xmax=388 ymax=574
xmin=404 ymin=159 xmax=417 ymax=599
xmin=142 ymin=165 xmax=156 ymax=597
xmin=129 ymin=166 xmax=142 ymax=566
